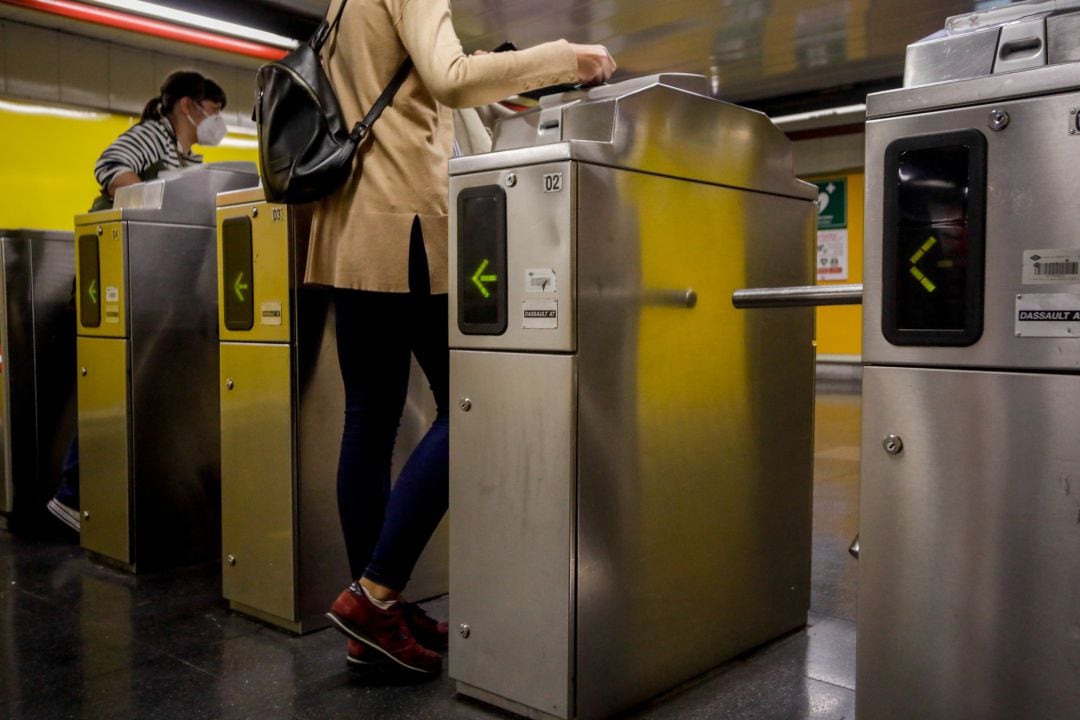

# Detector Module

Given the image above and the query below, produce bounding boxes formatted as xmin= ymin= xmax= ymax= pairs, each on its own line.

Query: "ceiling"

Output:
xmin=79 ymin=0 xmax=1018 ymax=112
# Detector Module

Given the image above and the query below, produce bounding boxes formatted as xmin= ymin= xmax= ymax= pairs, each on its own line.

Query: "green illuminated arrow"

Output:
xmin=88 ymin=279 xmax=98 ymax=304
xmin=908 ymin=236 xmax=938 ymax=293
xmin=233 ymin=271 xmax=250 ymax=303
xmin=471 ymin=259 xmax=497 ymax=299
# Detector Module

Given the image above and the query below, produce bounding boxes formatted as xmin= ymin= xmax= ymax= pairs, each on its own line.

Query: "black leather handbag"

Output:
xmin=254 ymin=0 xmax=412 ymax=204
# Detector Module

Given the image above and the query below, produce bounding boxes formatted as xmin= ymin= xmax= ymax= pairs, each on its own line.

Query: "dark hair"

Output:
xmin=140 ymin=70 xmax=228 ymax=122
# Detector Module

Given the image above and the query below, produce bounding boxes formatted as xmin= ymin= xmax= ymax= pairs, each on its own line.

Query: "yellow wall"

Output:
xmin=0 ymin=98 xmax=258 ymax=231
xmin=810 ymin=171 xmax=864 ymax=358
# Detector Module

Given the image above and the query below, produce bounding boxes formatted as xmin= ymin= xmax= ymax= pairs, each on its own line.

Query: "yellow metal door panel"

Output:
xmin=74 ymin=220 xmax=127 ymax=338
xmin=77 ymin=336 xmax=131 ymax=563
xmin=220 ymin=342 xmax=296 ymax=622
xmin=217 ymin=202 xmax=291 ymax=344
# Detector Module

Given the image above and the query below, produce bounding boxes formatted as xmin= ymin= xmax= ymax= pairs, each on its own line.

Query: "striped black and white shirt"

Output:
xmin=94 ymin=117 xmax=202 ymax=192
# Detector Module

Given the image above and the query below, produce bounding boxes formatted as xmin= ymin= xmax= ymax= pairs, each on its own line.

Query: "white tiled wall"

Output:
xmin=1 ymin=19 xmax=257 ymax=127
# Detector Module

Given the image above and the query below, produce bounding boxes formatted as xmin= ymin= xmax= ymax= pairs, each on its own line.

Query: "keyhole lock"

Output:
xmin=80 ymin=367 xmax=88 ymax=377
xmin=883 ymin=435 xmax=904 ymax=455
xmin=226 ymin=554 xmax=237 ymax=566
xmin=459 ymin=398 xmax=472 ymax=412
xmin=226 ymin=378 xmax=235 ymax=391
xmin=988 ymin=109 xmax=1010 ymax=131
xmin=459 ymin=624 xmax=471 ymax=638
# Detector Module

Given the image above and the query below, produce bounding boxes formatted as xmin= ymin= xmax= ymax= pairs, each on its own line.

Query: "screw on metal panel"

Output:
xmin=82 ymin=511 xmax=90 ymax=520
xmin=459 ymin=398 xmax=472 ymax=412
xmin=251 ymin=207 xmax=259 ymax=217
xmin=988 ymin=109 xmax=1010 ymax=131
xmin=459 ymin=624 xmax=471 ymax=638
xmin=226 ymin=378 xmax=235 ymax=390
xmin=883 ymin=434 xmax=904 ymax=455
xmin=227 ymin=554 xmax=236 ymax=566
xmin=504 ymin=173 xmax=517 ymax=188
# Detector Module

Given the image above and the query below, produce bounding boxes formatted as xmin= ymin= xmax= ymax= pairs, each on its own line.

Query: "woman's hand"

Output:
xmin=569 ymin=44 xmax=615 ymax=86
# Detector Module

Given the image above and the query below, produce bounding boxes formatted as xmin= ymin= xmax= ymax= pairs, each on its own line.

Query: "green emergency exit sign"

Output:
xmin=815 ymin=179 xmax=847 ymax=230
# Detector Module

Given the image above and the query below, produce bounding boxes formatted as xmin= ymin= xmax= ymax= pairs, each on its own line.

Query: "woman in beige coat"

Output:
xmin=317 ymin=0 xmax=614 ymax=677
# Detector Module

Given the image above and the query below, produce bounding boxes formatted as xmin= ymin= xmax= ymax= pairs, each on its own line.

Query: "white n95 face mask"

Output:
xmin=187 ymin=106 xmax=228 ymax=147
xmin=195 ymin=112 xmax=228 ymax=147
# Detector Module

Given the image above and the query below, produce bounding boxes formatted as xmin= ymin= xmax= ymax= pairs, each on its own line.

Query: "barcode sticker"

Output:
xmin=1023 ymin=250 xmax=1080 ymax=285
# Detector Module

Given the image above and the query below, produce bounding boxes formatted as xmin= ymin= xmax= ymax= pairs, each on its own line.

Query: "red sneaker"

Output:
xmin=400 ymin=601 xmax=449 ymax=650
xmin=326 ymin=586 xmax=442 ymax=675
xmin=346 ymin=639 xmax=382 ymax=667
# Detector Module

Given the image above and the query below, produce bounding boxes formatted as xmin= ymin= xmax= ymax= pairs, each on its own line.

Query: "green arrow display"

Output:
xmin=233 ymin=271 xmax=250 ymax=303
xmin=471 ymin=259 xmax=497 ymax=299
xmin=88 ymin=279 xmax=98 ymax=304
xmin=908 ymin=236 xmax=938 ymax=293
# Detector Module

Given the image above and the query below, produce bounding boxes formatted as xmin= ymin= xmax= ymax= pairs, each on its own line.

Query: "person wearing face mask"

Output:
xmin=45 ymin=70 xmax=229 ymax=533
xmin=90 ymin=70 xmax=228 ymax=212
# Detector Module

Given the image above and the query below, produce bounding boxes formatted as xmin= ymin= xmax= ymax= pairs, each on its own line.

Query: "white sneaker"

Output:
xmin=46 ymin=498 xmax=80 ymax=532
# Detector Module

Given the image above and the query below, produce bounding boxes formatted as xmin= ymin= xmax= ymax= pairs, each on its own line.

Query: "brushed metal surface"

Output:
xmin=449 ymin=161 xmax=576 ymax=353
xmin=75 ymin=221 xmax=126 ymax=339
xmin=456 ymin=76 xmax=815 ymax=202
xmin=449 ymin=351 xmax=576 ymax=718
xmin=902 ymin=26 xmax=1000 ymax=88
xmin=216 ymin=201 xmax=295 ymax=345
xmin=220 ymin=342 xmax=295 ymax=623
xmin=867 ymin=61 xmax=1080 ymax=118
xmin=77 ymin=336 xmax=131 ymax=564
xmin=863 ymin=88 xmax=1080 ymax=370
xmin=0 ymin=231 xmax=75 ymax=525
xmin=573 ymin=164 xmax=815 ymax=720
xmin=858 ymin=365 xmax=1080 ymax=720
xmin=126 ymin=222 xmax=222 ymax=570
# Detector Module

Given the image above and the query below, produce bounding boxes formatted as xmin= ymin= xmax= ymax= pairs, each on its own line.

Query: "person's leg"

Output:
xmin=333 ymin=289 xmax=412 ymax=581
xmin=359 ymin=215 xmax=449 ymax=596
xmin=47 ymin=434 xmax=81 ymax=532
xmin=326 ymin=219 xmax=447 ymax=675
xmin=360 ymin=291 xmax=449 ymax=595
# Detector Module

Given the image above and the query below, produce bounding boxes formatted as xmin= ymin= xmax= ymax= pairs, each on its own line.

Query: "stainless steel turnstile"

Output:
xmin=74 ymin=163 xmax=258 ymax=572
xmin=0 ymin=230 xmax=75 ymax=534
xmin=860 ymin=4 xmax=1080 ymax=718
xmin=448 ymin=74 xmax=818 ymax=720
xmin=214 ymin=188 xmax=444 ymax=633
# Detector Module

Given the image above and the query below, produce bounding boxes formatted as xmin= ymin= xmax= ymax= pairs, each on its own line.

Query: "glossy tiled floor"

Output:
xmin=0 ymin=387 xmax=861 ymax=720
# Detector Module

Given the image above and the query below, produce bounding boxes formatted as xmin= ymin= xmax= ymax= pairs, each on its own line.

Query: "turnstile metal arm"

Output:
xmin=732 ymin=283 xmax=863 ymax=309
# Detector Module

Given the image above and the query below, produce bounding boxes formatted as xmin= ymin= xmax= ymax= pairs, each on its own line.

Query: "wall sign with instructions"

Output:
xmin=1022 ymin=249 xmax=1080 ymax=285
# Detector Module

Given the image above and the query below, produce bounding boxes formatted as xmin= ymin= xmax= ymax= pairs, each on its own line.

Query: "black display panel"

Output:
xmin=882 ymin=130 xmax=987 ymax=346
xmin=222 ymin=217 xmax=255 ymax=331
xmin=78 ymin=234 xmax=101 ymax=328
xmin=457 ymin=186 xmax=507 ymax=335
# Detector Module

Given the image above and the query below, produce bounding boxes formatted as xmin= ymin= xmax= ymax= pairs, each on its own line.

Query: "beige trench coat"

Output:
xmin=305 ymin=0 xmax=579 ymax=293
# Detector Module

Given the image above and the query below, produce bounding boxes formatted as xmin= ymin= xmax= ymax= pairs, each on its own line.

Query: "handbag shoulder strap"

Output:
xmin=349 ymin=57 xmax=414 ymax=142
xmin=311 ymin=0 xmax=349 ymax=52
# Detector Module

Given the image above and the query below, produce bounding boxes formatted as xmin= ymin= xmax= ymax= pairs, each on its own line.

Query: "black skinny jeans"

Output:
xmin=333 ymin=220 xmax=449 ymax=591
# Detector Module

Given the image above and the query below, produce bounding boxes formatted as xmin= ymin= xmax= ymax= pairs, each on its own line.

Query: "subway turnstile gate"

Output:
xmin=215 ymin=188 xmax=445 ymax=633
xmin=448 ymin=74 xmax=818 ymax=720
xmin=0 ymin=230 xmax=75 ymax=534
xmin=859 ymin=4 xmax=1080 ymax=718
xmin=74 ymin=163 xmax=258 ymax=572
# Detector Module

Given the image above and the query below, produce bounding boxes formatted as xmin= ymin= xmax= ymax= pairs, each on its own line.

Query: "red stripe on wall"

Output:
xmin=2 ymin=0 xmax=288 ymax=61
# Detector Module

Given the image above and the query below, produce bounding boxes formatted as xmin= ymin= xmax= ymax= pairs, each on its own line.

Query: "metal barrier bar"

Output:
xmin=732 ymin=283 xmax=863 ymax=309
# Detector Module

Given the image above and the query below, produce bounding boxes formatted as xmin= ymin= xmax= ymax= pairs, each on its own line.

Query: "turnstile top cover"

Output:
xmin=451 ymin=74 xmax=814 ymax=201
xmin=76 ymin=162 xmax=259 ymax=228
